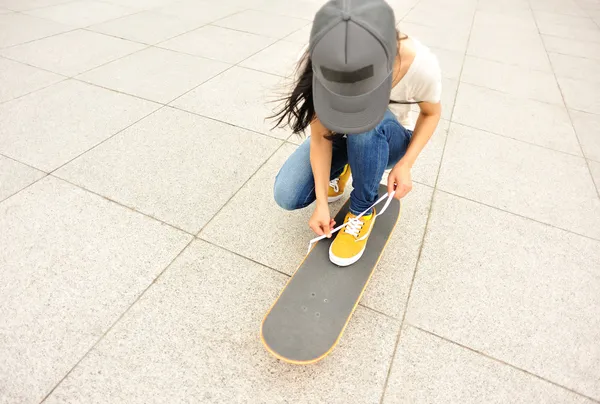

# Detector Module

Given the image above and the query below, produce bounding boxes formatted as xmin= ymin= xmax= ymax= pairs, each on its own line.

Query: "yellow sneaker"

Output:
xmin=328 ymin=164 xmax=351 ymax=203
xmin=329 ymin=210 xmax=376 ymax=266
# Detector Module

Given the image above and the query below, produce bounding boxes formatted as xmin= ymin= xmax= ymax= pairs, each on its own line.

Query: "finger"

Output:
xmin=311 ymin=223 xmax=324 ymax=236
xmin=387 ymin=177 xmax=396 ymax=196
xmin=398 ymin=184 xmax=412 ymax=199
xmin=323 ymin=222 xmax=332 ymax=238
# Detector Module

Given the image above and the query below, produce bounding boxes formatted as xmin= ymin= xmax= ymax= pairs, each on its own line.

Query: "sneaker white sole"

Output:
xmin=328 ymin=243 xmax=366 ymax=267
xmin=327 ymin=194 xmax=345 ymax=203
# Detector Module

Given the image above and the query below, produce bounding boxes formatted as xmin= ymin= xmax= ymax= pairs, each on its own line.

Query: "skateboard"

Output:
xmin=261 ymin=184 xmax=401 ymax=364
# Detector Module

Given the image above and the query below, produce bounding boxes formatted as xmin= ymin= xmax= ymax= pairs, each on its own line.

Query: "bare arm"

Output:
xmin=388 ymin=101 xmax=441 ymax=198
xmin=400 ymin=101 xmax=441 ymax=168
xmin=309 ymin=118 xmax=333 ymax=207
xmin=308 ymin=118 xmax=335 ymax=236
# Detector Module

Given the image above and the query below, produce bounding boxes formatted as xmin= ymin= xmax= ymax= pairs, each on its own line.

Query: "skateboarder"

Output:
xmin=271 ymin=0 xmax=442 ymax=266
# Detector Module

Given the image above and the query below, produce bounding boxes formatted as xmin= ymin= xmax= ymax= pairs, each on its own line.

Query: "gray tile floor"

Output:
xmin=1 ymin=0 xmax=600 ymax=403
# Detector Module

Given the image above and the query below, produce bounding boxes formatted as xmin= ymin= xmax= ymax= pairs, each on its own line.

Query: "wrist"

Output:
xmin=316 ymin=198 xmax=329 ymax=209
xmin=396 ymin=158 xmax=414 ymax=170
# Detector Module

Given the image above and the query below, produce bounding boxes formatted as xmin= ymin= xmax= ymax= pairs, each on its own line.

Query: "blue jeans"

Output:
xmin=274 ymin=110 xmax=412 ymax=215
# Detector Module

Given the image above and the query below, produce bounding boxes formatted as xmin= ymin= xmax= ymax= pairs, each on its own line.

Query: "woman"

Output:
xmin=272 ymin=0 xmax=442 ymax=266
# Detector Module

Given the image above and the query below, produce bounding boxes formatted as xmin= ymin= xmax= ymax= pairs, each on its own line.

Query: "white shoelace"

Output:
xmin=329 ymin=178 xmax=340 ymax=193
xmin=344 ymin=217 xmax=363 ymax=238
xmin=306 ymin=191 xmax=396 ymax=254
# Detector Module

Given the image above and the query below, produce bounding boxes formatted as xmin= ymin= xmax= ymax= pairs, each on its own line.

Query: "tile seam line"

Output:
xmin=0 ymin=152 xmax=50 ymax=173
xmin=164 ymin=21 xmax=311 ymax=107
xmin=439 ymin=187 xmax=600 ymax=244
xmin=48 ymin=29 xmax=295 ymax=179
xmin=48 ymin=174 xmax=196 ymax=237
xmin=79 ymin=7 xmax=257 ymax=48
xmin=194 ymin=141 xmax=287 ymax=237
xmin=0 ymin=174 xmax=49 ymax=204
xmin=37 ymin=238 xmax=195 ymax=404
xmin=0 ymin=76 xmax=70 ymax=106
xmin=451 ymin=120 xmax=585 ymax=158
xmin=198 ymin=235 xmax=405 ymax=322
xmin=0 ymin=26 xmax=80 ymax=50
xmin=379 ymin=0 xmax=470 ymax=401
xmin=409 ymin=324 xmax=600 ymax=404
xmin=528 ymin=0 xmax=600 ymax=200
xmin=459 ymin=78 xmax=572 ymax=109
xmin=47 ymin=103 xmax=165 ymax=175
xmin=4 ymin=7 xmax=252 ymax=81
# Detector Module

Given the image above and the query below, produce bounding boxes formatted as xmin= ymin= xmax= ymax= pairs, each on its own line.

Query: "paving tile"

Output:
xmin=411 ymin=119 xmax=449 ymax=187
xmin=461 ymin=56 xmax=563 ymax=105
xmin=284 ymin=23 xmax=311 ymax=44
xmin=0 ymin=29 xmax=145 ymax=76
xmin=159 ymin=25 xmax=276 ymax=64
xmin=44 ymin=240 xmax=399 ymax=404
xmin=200 ymin=144 xmax=344 ymax=274
xmin=477 ymin=0 xmax=531 ymax=13
xmin=406 ymin=191 xmax=600 ymax=400
xmin=78 ymin=47 xmax=229 ymax=103
xmin=0 ymin=176 xmax=191 ymax=404
xmin=359 ymin=183 xmax=433 ymax=318
xmin=534 ymin=11 xmax=600 ymax=42
xmin=550 ymin=52 xmax=600 ymax=83
xmin=571 ymin=109 xmax=600 ymax=161
xmin=430 ymin=47 xmax=464 ymax=80
xmin=530 ymin=0 xmax=589 ymax=16
xmin=172 ymin=66 xmax=291 ymax=139
xmin=0 ymin=156 xmax=45 ymax=201
xmin=440 ymin=78 xmax=458 ymax=120
xmin=535 ymin=10 xmax=599 ymax=31
xmin=0 ymin=80 xmax=158 ymax=171
xmin=252 ymin=0 xmax=322 ymax=20
xmin=400 ymin=21 xmax=470 ymax=52
xmin=543 ymin=35 xmax=600 ymax=61
xmin=590 ymin=160 xmax=600 ymax=192
xmin=25 ymin=0 xmax=137 ymax=28
xmin=0 ymin=13 xmax=72 ymax=48
xmin=558 ymin=76 xmax=600 ymax=114
xmin=102 ymin=0 xmax=178 ymax=8
xmin=88 ymin=10 xmax=200 ymax=45
xmin=0 ymin=57 xmax=63 ymax=103
xmin=473 ymin=10 xmax=539 ymax=33
xmin=452 ymin=83 xmax=580 ymax=154
xmin=240 ymin=40 xmax=307 ymax=78
xmin=403 ymin=4 xmax=473 ymax=31
xmin=438 ymin=124 xmax=600 ymax=239
xmin=383 ymin=326 xmax=597 ymax=404
xmin=0 ymin=0 xmax=71 ymax=11
xmin=213 ymin=9 xmax=310 ymax=39
xmin=468 ymin=25 xmax=551 ymax=71
xmin=154 ymin=0 xmax=243 ymax=25
xmin=56 ymin=107 xmax=281 ymax=233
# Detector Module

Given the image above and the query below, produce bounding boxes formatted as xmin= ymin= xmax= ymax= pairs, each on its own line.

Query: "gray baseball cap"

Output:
xmin=310 ymin=0 xmax=397 ymax=134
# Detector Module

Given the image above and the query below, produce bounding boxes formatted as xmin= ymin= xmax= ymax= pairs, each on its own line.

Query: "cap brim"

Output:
xmin=313 ymin=74 xmax=392 ymax=134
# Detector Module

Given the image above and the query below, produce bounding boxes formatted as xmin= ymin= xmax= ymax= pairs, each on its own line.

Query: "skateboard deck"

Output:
xmin=261 ymin=184 xmax=401 ymax=364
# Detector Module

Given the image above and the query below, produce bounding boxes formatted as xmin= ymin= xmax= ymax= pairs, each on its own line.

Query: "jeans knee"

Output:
xmin=274 ymin=177 xmax=302 ymax=211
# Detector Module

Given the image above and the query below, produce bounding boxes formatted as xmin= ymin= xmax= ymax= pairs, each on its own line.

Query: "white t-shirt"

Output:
xmin=389 ymin=38 xmax=442 ymax=130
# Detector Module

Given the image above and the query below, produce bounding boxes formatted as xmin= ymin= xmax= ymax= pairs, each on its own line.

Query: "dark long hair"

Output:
xmin=270 ymin=30 xmax=412 ymax=136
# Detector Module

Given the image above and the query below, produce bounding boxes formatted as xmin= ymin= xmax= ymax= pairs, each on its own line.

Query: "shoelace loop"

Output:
xmin=306 ymin=191 xmax=396 ymax=254
xmin=344 ymin=217 xmax=364 ymax=238
xmin=329 ymin=178 xmax=340 ymax=193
